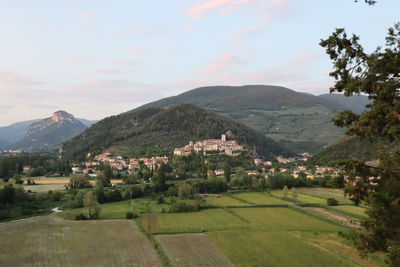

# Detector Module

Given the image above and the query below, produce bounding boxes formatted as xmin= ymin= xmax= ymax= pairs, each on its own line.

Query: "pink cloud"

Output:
xmin=220 ymin=0 xmax=257 ymax=14
xmin=0 ymin=72 xmax=43 ymax=86
xmin=113 ymin=59 xmax=137 ymax=66
xmin=80 ymin=11 xmax=95 ymax=18
xmin=233 ymin=0 xmax=291 ymax=37
xmin=66 ymin=56 xmax=95 ymax=65
xmin=114 ymin=26 xmax=137 ymax=36
xmin=87 ymin=68 xmax=121 ymax=74
xmin=187 ymin=0 xmax=232 ymax=19
xmin=197 ymin=53 xmax=246 ymax=74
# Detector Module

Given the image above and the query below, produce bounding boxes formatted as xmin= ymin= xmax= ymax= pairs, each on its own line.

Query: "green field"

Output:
xmin=296 ymin=187 xmax=353 ymax=204
xmin=204 ymin=195 xmax=250 ymax=206
xmin=59 ymin=199 xmax=171 ymax=220
xmin=232 ymin=192 xmax=290 ymax=205
xmin=271 ymin=190 xmax=327 ymax=204
xmin=155 ymin=209 xmax=248 ymax=234
xmin=331 ymin=205 xmax=367 ymax=217
xmin=155 ymin=233 xmax=234 ymax=267
xmin=0 ymin=215 xmax=162 ymax=266
xmin=208 ymin=231 xmax=382 ymax=267
xmin=230 ymin=207 xmax=343 ymax=231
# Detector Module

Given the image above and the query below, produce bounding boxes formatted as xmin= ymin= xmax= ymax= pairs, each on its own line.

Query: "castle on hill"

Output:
xmin=174 ymin=134 xmax=244 ymax=157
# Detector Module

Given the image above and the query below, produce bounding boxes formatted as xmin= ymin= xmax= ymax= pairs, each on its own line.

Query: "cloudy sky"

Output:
xmin=0 ymin=0 xmax=399 ymax=126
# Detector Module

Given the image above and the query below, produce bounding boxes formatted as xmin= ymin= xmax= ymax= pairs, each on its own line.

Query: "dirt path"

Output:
xmin=311 ymin=207 xmax=360 ymax=228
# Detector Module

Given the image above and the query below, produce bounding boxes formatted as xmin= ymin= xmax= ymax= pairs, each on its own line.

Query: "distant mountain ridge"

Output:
xmin=63 ymin=104 xmax=292 ymax=161
xmin=0 ymin=114 xmax=97 ymax=150
xmin=318 ymin=93 xmax=370 ymax=114
xmin=7 ymin=111 xmax=89 ymax=151
xmin=131 ymin=85 xmax=370 ymax=153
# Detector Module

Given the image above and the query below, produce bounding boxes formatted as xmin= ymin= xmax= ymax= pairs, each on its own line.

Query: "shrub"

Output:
xmin=157 ymin=195 xmax=165 ymax=204
xmin=75 ymin=213 xmax=88 ymax=220
xmin=126 ymin=212 xmax=134 ymax=219
xmin=327 ymin=198 xmax=339 ymax=206
xmin=170 ymin=202 xmax=200 ymax=213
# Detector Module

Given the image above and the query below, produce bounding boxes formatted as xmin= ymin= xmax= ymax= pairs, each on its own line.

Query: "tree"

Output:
xmin=142 ymin=210 xmax=158 ymax=234
xmin=223 ymin=161 xmax=231 ymax=183
xmin=320 ymin=22 xmax=400 ymax=265
xmin=178 ymin=183 xmax=193 ymax=199
xmin=282 ymin=185 xmax=289 ymax=198
xmin=69 ymin=174 xmax=91 ymax=189
xmin=155 ymin=163 xmax=167 ymax=191
xmin=130 ymin=200 xmax=137 ymax=218
xmin=96 ymin=172 xmax=111 ymax=187
xmin=290 ymin=187 xmax=298 ymax=200
xmin=83 ymin=191 xmax=101 ymax=219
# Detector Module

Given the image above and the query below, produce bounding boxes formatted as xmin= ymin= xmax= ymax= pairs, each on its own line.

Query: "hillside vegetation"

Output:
xmin=63 ymin=104 xmax=291 ymax=160
xmin=131 ymin=85 xmax=369 ymax=153
xmin=310 ymin=136 xmax=392 ymax=165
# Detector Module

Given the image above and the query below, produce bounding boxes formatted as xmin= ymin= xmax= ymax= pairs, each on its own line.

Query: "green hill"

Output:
xmin=63 ymin=104 xmax=292 ymax=161
xmin=318 ymin=93 xmax=370 ymax=113
xmin=310 ymin=136 xmax=391 ymax=165
xmin=130 ymin=85 xmax=367 ymax=153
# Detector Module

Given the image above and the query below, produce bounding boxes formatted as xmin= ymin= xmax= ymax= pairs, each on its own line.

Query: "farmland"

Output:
xmin=2 ymin=188 xmax=382 ymax=266
xmin=155 ymin=209 xmax=248 ymax=234
xmin=204 ymin=195 xmax=250 ymax=207
xmin=295 ymin=187 xmax=354 ymax=204
xmin=231 ymin=192 xmax=290 ymax=205
xmin=59 ymin=199 xmax=171 ymax=220
xmin=155 ymin=233 xmax=234 ymax=267
xmin=270 ymin=190 xmax=327 ymax=204
xmin=208 ymin=231 xmax=382 ymax=267
xmin=0 ymin=215 xmax=162 ymax=267
xmin=330 ymin=205 xmax=367 ymax=218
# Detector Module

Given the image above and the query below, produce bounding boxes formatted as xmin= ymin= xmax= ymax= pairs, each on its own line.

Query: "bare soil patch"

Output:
xmin=0 ymin=215 xmax=162 ymax=267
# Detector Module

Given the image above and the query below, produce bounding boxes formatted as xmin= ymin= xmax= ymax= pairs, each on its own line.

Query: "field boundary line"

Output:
xmin=325 ymin=206 xmax=365 ymax=220
xmin=228 ymin=194 xmax=256 ymax=204
xmin=287 ymin=204 xmax=353 ymax=229
xmin=136 ymin=219 xmax=172 ymax=267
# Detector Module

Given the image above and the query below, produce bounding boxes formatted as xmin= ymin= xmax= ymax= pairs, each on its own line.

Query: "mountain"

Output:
xmin=9 ymin=111 xmax=87 ymax=151
xmin=318 ymin=93 xmax=370 ymax=113
xmin=0 ymin=115 xmax=96 ymax=150
xmin=130 ymin=85 xmax=368 ymax=153
xmin=63 ymin=104 xmax=292 ymax=161
xmin=310 ymin=136 xmax=392 ymax=165
xmin=0 ymin=119 xmax=41 ymax=147
xmin=0 ymin=138 xmax=10 ymax=149
xmin=77 ymin=118 xmax=98 ymax=127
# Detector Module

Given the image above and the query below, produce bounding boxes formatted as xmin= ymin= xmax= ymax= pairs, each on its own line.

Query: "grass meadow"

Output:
xmin=232 ymin=192 xmax=291 ymax=205
xmin=208 ymin=231 xmax=383 ymax=267
xmin=330 ymin=205 xmax=367 ymax=218
xmin=155 ymin=209 xmax=248 ymax=234
xmin=204 ymin=195 xmax=250 ymax=206
xmin=271 ymin=190 xmax=328 ymax=204
xmin=296 ymin=187 xmax=353 ymax=204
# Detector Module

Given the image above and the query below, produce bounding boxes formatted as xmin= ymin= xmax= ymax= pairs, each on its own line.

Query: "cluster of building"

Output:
xmin=174 ymin=134 xmax=244 ymax=157
xmin=71 ymin=152 xmax=170 ymax=175
xmin=0 ymin=149 xmax=22 ymax=154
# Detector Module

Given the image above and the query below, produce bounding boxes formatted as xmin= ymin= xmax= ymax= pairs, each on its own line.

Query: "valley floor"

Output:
xmin=0 ymin=188 xmax=385 ymax=267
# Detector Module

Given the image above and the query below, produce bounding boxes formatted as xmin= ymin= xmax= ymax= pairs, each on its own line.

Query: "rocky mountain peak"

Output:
xmin=27 ymin=110 xmax=80 ymax=136
xmin=51 ymin=110 xmax=77 ymax=123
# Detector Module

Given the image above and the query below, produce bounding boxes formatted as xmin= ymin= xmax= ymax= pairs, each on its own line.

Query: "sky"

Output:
xmin=0 ymin=0 xmax=399 ymax=126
